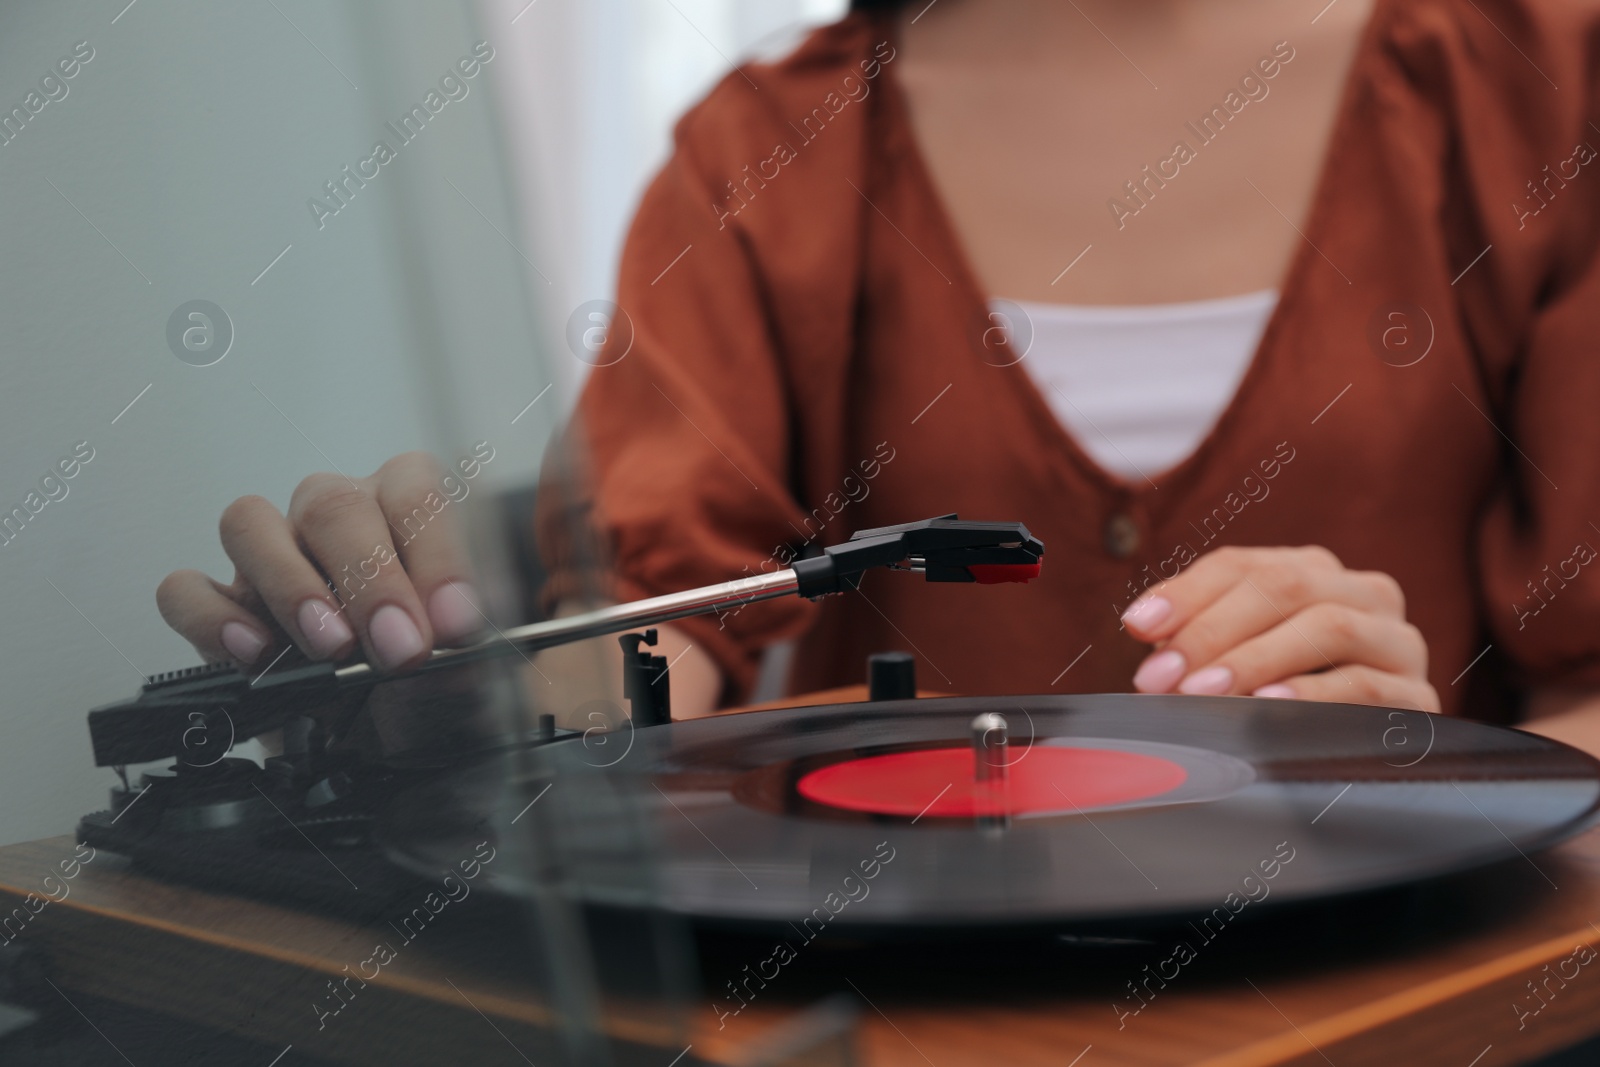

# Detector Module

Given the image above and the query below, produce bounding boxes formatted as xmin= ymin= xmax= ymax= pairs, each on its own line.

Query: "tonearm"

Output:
xmin=86 ymin=515 xmax=1043 ymax=766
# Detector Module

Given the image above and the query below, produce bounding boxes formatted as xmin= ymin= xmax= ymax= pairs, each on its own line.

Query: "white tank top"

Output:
xmin=991 ymin=290 xmax=1278 ymax=481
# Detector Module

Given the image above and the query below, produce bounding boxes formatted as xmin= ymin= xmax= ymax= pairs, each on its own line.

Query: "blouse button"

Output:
xmin=1104 ymin=512 xmax=1140 ymax=559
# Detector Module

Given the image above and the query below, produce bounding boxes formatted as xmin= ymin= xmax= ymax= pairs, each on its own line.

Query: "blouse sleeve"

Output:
xmin=534 ymin=92 xmax=837 ymax=703
xmin=1476 ymin=233 xmax=1600 ymax=694
xmin=1470 ymin=4 xmax=1600 ymax=696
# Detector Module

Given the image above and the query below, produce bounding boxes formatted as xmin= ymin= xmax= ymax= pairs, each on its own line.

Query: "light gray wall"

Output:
xmin=0 ymin=0 xmax=561 ymax=845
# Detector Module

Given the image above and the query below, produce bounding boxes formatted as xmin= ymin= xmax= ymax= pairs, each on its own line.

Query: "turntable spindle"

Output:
xmin=971 ymin=712 xmax=1008 ymax=782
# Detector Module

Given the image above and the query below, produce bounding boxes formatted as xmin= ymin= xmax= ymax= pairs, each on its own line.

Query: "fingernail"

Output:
xmin=297 ymin=599 xmax=354 ymax=659
xmin=428 ymin=581 xmax=483 ymax=642
xmin=220 ymin=621 xmax=267 ymax=664
xmin=1179 ymin=665 xmax=1235 ymax=695
xmin=1253 ymin=683 xmax=1296 ymax=699
xmin=1121 ymin=595 xmax=1172 ymax=630
xmin=1132 ymin=649 xmax=1187 ymax=693
xmin=369 ymin=604 xmax=426 ymax=670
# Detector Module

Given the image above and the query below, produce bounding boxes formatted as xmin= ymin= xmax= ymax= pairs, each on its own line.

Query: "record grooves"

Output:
xmin=380 ymin=694 xmax=1600 ymax=934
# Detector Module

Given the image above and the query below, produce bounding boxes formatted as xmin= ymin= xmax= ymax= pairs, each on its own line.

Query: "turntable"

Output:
xmin=71 ymin=514 xmax=1600 ymax=938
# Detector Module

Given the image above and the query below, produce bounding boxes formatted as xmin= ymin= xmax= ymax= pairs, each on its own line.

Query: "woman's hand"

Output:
xmin=157 ymin=452 xmax=482 ymax=672
xmin=1119 ymin=545 xmax=1439 ymax=712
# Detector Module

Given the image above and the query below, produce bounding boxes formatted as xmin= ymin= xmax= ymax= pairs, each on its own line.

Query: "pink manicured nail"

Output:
xmin=1133 ymin=649 xmax=1187 ymax=693
xmin=369 ymin=604 xmax=426 ymax=670
xmin=1253 ymin=684 xmax=1296 ymax=699
xmin=428 ymin=581 xmax=483 ymax=642
xmin=220 ymin=621 xmax=267 ymax=664
xmin=1121 ymin=596 xmax=1172 ymax=630
xmin=298 ymin=599 xmax=354 ymax=659
xmin=1179 ymin=665 xmax=1235 ymax=695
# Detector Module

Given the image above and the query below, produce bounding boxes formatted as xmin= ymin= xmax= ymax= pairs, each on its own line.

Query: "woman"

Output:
xmin=156 ymin=0 xmax=1600 ymax=751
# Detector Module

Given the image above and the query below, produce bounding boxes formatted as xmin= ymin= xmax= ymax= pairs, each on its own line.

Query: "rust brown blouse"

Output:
xmin=541 ymin=1 xmax=1600 ymax=718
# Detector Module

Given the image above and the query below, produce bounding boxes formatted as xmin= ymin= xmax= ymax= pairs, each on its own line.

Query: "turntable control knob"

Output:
xmin=971 ymin=712 xmax=1008 ymax=782
xmin=868 ymin=651 xmax=917 ymax=701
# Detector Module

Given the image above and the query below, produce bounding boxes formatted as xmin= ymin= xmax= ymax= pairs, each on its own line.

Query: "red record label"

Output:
xmin=796 ymin=745 xmax=1189 ymax=818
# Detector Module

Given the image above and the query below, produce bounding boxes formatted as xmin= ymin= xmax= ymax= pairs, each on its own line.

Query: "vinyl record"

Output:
xmin=378 ymin=695 xmax=1600 ymax=931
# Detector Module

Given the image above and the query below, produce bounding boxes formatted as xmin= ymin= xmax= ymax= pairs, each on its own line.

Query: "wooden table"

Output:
xmin=6 ymin=691 xmax=1600 ymax=1066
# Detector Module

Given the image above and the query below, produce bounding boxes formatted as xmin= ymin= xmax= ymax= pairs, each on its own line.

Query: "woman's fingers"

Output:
xmin=1166 ymin=603 xmax=1427 ymax=696
xmin=1119 ymin=544 xmax=1430 ymax=710
xmin=1132 ymin=570 xmax=1406 ymax=693
xmin=159 ymin=453 xmax=487 ymax=672
xmin=1254 ymin=664 xmax=1441 ymax=713
xmin=371 ymin=453 xmax=482 ymax=645
xmin=155 ymin=568 xmax=276 ymax=665
xmin=289 ymin=474 xmax=433 ymax=671
xmin=218 ymin=494 xmax=355 ymax=661
xmin=1123 ymin=545 xmax=1378 ymax=645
